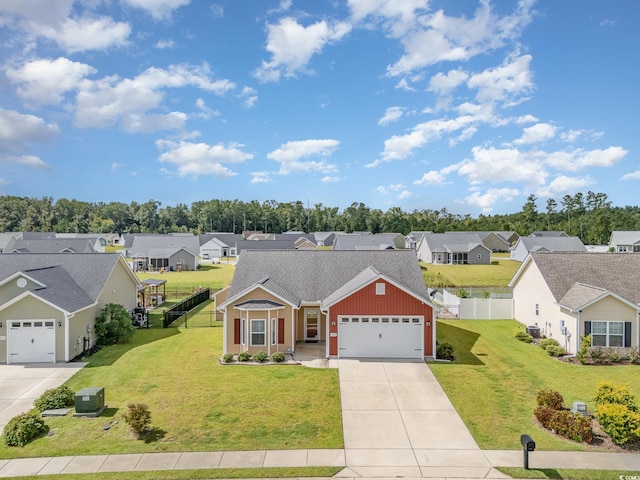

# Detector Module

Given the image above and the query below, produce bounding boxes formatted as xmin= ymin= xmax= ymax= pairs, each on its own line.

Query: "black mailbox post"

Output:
xmin=520 ymin=434 xmax=535 ymax=469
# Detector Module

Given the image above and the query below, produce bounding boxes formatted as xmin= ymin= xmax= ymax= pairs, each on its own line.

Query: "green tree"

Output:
xmin=95 ymin=303 xmax=136 ymax=346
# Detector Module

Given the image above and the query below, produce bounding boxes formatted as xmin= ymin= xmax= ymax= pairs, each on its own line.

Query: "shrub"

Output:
xmin=589 ymin=346 xmax=605 ymax=364
xmin=594 ymin=382 xmax=638 ymax=412
xmin=3 ymin=411 xmax=49 ymax=447
xmin=576 ymin=334 xmax=591 ymax=364
xmin=546 ymin=345 xmax=565 ymax=357
xmin=270 ymin=352 xmax=285 ymax=363
xmin=536 ymin=390 xmax=564 ymax=410
xmin=627 ymin=347 xmax=640 ymax=364
xmin=222 ymin=353 xmax=234 ymax=363
xmin=253 ymin=351 xmax=268 ymax=363
xmin=34 ymin=385 xmax=75 ymax=412
xmin=237 ymin=351 xmax=251 ymax=362
xmin=547 ymin=409 xmax=593 ymax=443
xmin=595 ymin=403 xmax=640 ymax=445
xmin=534 ymin=406 xmax=556 ymax=428
xmin=95 ymin=303 xmax=136 ymax=346
xmin=539 ymin=338 xmax=560 ymax=350
xmin=515 ymin=331 xmax=533 ymax=343
xmin=436 ymin=342 xmax=455 ymax=360
xmin=607 ymin=349 xmax=621 ymax=364
xmin=122 ymin=403 xmax=152 ymax=437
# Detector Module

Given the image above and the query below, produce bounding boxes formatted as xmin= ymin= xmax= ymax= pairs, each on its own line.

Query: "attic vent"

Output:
xmin=375 ymin=282 xmax=385 ymax=295
xmin=16 ymin=278 xmax=27 ymax=288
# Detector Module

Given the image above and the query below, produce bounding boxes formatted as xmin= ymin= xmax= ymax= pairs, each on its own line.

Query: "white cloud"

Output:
xmin=155 ymin=39 xmax=176 ymax=49
xmin=39 ymin=16 xmax=131 ymax=53
xmin=156 ymin=139 xmax=252 ymax=178
xmin=254 ymin=17 xmax=351 ymax=82
xmin=428 ymin=69 xmax=468 ymax=96
xmin=0 ymin=108 xmax=58 ymax=170
xmin=464 ymin=187 xmax=520 ymax=213
xmin=413 ymin=170 xmax=449 ymax=186
xmin=7 ymin=57 xmax=96 ymax=105
xmin=537 ymin=175 xmax=593 ymax=197
xmin=514 ymin=122 xmax=556 ymax=145
xmin=121 ymin=0 xmax=191 ymax=20
xmin=385 ymin=1 xmax=534 ymax=76
xmin=321 ymin=175 xmax=341 ymax=183
xmin=515 ymin=114 xmax=538 ymax=124
xmin=457 ymin=146 xmax=547 ymax=186
xmin=560 ymin=129 xmax=583 ymax=142
xmin=622 ymin=170 xmax=640 ymax=181
xmin=378 ymin=106 xmax=404 ymax=126
xmin=194 ymin=98 xmax=219 ymax=119
xmin=467 ymin=54 xmax=533 ymax=105
xmin=210 ymin=4 xmax=224 ymax=18
xmin=239 ymin=86 xmax=258 ymax=108
xmin=267 ymin=139 xmax=340 ymax=175
xmin=349 ymin=0 xmax=428 ymax=37
xmin=395 ymin=78 xmax=416 ymax=91
xmin=397 ymin=190 xmax=412 ymax=199
xmin=544 ymin=146 xmax=627 ymax=172
xmin=251 ymin=171 xmax=271 ymax=184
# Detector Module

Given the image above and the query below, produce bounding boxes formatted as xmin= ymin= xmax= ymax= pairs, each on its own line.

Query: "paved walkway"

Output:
xmin=1 ymin=359 xmax=640 ymax=478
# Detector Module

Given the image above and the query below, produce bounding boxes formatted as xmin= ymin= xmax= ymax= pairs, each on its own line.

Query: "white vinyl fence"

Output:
xmin=433 ymin=288 xmax=513 ymax=320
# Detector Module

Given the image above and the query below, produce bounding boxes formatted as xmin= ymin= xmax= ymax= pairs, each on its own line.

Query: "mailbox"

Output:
xmin=520 ymin=434 xmax=535 ymax=451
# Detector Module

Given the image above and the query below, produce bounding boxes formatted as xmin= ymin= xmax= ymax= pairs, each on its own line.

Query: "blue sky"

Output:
xmin=1 ymin=0 xmax=638 ymax=216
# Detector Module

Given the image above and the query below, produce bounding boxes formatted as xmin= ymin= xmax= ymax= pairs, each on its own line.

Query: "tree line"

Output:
xmin=1 ymin=191 xmax=639 ymax=245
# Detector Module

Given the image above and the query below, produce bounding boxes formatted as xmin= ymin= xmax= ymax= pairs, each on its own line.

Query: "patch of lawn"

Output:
xmin=421 ymin=259 xmax=520 ymax=287
xmin=136 ymin=263 xmax=235 ymax=299
xmin=430 ymin=320 xmax=640 ymax=451
xmin=498 ymin=467 xmax=640 ymax=479
xmin=0 ymin=327 xmax=342 ymax=459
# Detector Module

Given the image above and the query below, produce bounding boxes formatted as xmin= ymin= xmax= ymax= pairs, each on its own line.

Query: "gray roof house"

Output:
xmin=313 ymin=232 xmax=340 ymax=247
xmin=510 ymin=236 xmax=586 ymax=262
xmin=453 ymin=231 xmax=517 ymax=252
xmin=332 ymin=233 xmax=405 ymax=250
xmin=217 ymin=250 xmax=437 ymax=359
xmin=530 ymin=231 xmax=568 ymax=237
xmin=509 ymin=252 xmax=640 ymax=355
xmin=129 ymin=235 xmax=200 ymax=272
xmin=405 ymin=231 xmax=433 ymax=250
xmin=0 ymin=253 xmax=140 ymax=363
xmin=3 ymin=237 xmax=98 ymax=254
xmin=608 ymin=231 xmax=640 ymax=253
xmin=416 ymin=233 xmax=491 ymax=265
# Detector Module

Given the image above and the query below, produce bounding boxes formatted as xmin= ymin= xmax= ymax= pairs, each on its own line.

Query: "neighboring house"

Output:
xmin=608 ymin=231 xmax=640 ymax=253
xmin=313 ymin=232 xmax=339 ymax=247
xmin=234 ymin=240 xmax=297 ymax=259
xmin=510 ymin=236 xmax=586 ymax=262
xmin=332 ymin=233 xmax=405 ymax=250
xmin=3 ymin=238 xmax=98 ymax=254
xmin=294 ymin=237 xmax=318 ymax=250
xmin=218 ymin=250 xmax=436 ymax=359
xmin=199 ymin=233 xmax=244 ymax=260
xmin=0 ymin=253 xmax=140 ymax=363
xmin=0 ymin=233 xmax=18 ymax=253
xmin=416 ymin=233 xmax=491 ymax=265
xmin=405 ymin=231 xmax=432 ymax=250
xmin=129 ymin=235 xmax=199 ymax=271
xmin=452 ymin=231 xmax=516 ymax=252
xmin=530 ymin=231 xmax=568 ymax=237
xmin=509 ymin=252 xmax=640 ymax=355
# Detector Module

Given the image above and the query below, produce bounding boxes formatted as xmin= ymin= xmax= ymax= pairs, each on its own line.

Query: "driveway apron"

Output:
xmin=338 ymin=359 xmax=495 ymax=478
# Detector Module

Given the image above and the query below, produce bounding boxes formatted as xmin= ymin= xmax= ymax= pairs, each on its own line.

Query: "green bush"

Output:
xmin=515 ymin=331 xmax=533 ymax=343
xmin=595 ymin=403 xmax=640 ymax=445
xmin=122 ymin=403 xmax=152 ymax=437
xmin=534 ymin=406 xmax=556 ymax=428
xmin=237 ymin=351 xmax=251 ymax=362
xmin=627 ymin=347 xmax=640 ymax=364
xmin=607 ymin=349 xmax=621 ymax=363
xmin=270 ymin=352 xmax=285 ymax=363
xmin=222 ymin=353 xmax=234 ymax=363
xmin=253 ymin=351 xmax=268 ymax=363
xmin=548 ymin=410 xmax=593 ymax=443
xmin=594 ymin=382 xmax=638 ymax=412
xmin=436 ymin=342 xmax=455 ymax=360
xmin=34 ymin=385 xmax=75 ymax=412
xmin=576 ymin=334 xmax=591 ymax=364
xmin=539 ymin=338 xmax=560 ymax=350
xmin=536 ymin=389 xmax=564 ymax=410
xmin=546 ymin=345 xmax=565 ymax=357
xmin=3 ymin=410 xmax=49 ymax=447
xmin=589 ymin=346 xmax=605 ymax=363
xmin=95 ymin=303 xmax=136 ymax=346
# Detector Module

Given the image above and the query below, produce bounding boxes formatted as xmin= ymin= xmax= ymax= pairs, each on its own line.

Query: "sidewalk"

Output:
xmin=1 ymin=448 xmax=640 ymax=478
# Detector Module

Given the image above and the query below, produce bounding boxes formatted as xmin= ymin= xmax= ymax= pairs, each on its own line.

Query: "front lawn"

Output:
xmin=136 ymin=263 xmax=235 ymax=299
xmin=421 ymin=258 xmax=520 ymax=287
xmin=0 ymin=327 xmax=342 ymax=459
xmin=430 ymin=320 xmax=640 ymax=451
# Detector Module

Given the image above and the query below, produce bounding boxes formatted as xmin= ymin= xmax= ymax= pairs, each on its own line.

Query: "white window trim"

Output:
xmin=375 ymin=283 xmax=385 ymax=295
xmin=250 ymin=319 xmax=266 ymax=347
xmin=591 ymin=320 xmax=624 ymax=348
xmin=240 ymin=318 xmax=246 ymax=345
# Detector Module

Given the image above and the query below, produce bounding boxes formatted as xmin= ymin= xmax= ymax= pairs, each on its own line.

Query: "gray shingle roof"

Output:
xmin=4 ymin=238 xmax=96 ymax=253
xmin=609 ymin=231 xmax=640 ymax=245
xmin=130 ymin=235 xmax=199 ymax=257
xmin=422 ymin=233 xmax=485 ymax=252
xmin=333 ymin=233 xmax=404 ymax=250
xmin=530 ymin=252 xmax=640 ymax=305
xmin=226 ymin=250 xmax=430 ymax=307
xmin=557 ymin=283 xmax=608 ymax=310
xmin=0 ymin=253 xmax=128 ymax=312
xmin=517 ymin=236 xmax=586 ymax=253
xmin=235 ymin=240 xmax=296 ymax=254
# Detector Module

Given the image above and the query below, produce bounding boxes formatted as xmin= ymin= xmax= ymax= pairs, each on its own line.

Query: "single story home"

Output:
xmin=416 ymin=233 xmax=491 ymax=265
xmin=217 ymin=250 xmax=437 ymax=359
xmin=452 ymin=231 xmax=516 ymax=252
xmin=510 ymin=236 xmax=586 ymax=262
xmin=509 ymin=252 xmax=640 ymax=355
xmin=608 ymin=231 xmax=640 ymax=253
xmin=3 ymin=238 xmax=98 ymax=254
xmin=0 ymin=253 xmax=140 ymax=363
xmin=332 ymin=233 xmax=405 ymax=250
xmin=129 ymin=235 xmax=199 ymax=271
xmin=405 ymin=231 xmax=432 ymax=250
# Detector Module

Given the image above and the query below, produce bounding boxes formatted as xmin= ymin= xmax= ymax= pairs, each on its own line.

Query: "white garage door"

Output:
xmin=338 ymin=316 xmax=423 ymax=359
xmin=8 ymin=320 xmax=56 ymax=364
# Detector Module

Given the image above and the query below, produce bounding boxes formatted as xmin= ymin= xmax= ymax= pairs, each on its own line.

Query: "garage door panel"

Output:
xmin=8 ymin=320 xmax=55 ymax=364
xmin=338 ymin=316 xmax=423 ymax=359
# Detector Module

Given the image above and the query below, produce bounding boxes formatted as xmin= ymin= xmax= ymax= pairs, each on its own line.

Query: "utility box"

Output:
xmin=74 ymin=387 xmax=105 ymax=414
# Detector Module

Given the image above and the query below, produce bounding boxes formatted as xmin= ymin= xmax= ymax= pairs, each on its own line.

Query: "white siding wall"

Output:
xmin=580 ymin=296 xmax=638 ymax=352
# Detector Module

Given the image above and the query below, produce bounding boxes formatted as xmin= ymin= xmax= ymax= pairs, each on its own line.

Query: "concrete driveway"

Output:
xmin=338 ymin=359 xmax=498 ymax=478
xmin=0 ymin=363 xmax=86 ymax=431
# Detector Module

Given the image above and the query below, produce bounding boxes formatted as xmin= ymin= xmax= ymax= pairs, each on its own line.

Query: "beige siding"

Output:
xmin=0 ymin=296 xmax=64 ymax=362
xmin=0 ymin=277 xmax=43 ymax=305
xmin=98 ymin=261 xmax=139 ymax=312
xmin=580 ymin=296 xmax=638 ymax=351
xmin=295 ymin=306 xmax=326 ymax=341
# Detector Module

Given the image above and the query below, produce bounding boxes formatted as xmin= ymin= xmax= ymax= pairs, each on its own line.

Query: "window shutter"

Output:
xmin=234 ymin=318 xmax=241 ymax=344
xmin=278 ymin=318 xmax=285 ymax=344
xmin=625 ymin=322 xmax=632 ymax=348
xmin=584 ymin=321 xmax=591 ymax=337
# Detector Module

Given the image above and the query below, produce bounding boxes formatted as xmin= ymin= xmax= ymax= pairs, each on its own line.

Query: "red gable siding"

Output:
xmin=327 ymin=279 xmax=433 ymax=357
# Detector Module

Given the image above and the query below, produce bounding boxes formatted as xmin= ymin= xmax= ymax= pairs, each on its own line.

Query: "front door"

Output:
xmin=305 ymin=309 xmax=320 ymax=342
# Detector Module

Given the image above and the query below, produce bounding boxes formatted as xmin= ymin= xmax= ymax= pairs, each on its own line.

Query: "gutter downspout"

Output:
xmin=575 ymin=311 xmax=580 ymax=356
xmin=320 ymin=305 xmax=329 ymax=358
xmin=64 ymin=313 xmax=72 ymax=363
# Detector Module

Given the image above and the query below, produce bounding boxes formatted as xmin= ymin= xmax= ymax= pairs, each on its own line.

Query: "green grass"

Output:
xmin=136 ymin=264 xmax=235 ymax=295
xmin=430 ymin=320 xmax=640 ymax=451
xmin=0 ymin=327 xmax=342 ymax=459
xmin=498 ymin=467 xmax=640 ymax=479
xmin=421 ymin=257 xmax=520 ymax=287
